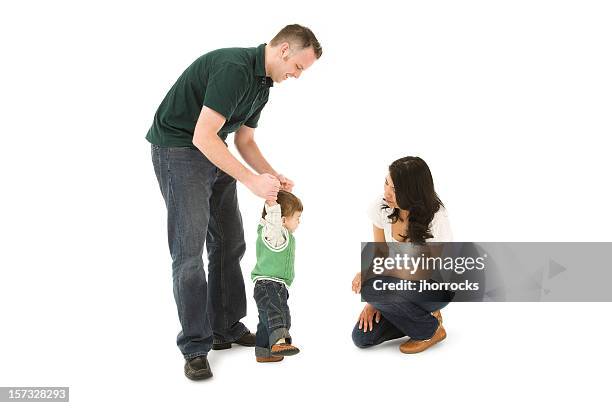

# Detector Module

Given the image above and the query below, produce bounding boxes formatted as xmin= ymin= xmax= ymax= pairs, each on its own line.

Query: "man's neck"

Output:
xmin=264 ymin=44 xmax=273 ymax=77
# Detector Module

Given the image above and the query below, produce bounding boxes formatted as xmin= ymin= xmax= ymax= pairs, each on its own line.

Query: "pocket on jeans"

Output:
xmin=167 ymin=146 xmax=215 ymax=171
xmin=254 ymin=282 xmax=268 ymax=304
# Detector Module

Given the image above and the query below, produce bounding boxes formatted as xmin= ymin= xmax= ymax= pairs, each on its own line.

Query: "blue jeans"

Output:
xmin=151 ymin=144 xmax=248 ymax=359
xmin=253 ymin=280 xmax=291 ymax=358
xmin=352 ymin=300 xmax=447 ymax=348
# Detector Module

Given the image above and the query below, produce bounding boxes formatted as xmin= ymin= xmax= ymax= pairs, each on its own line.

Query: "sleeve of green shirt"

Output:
xmin=203 ymin=63 xmax=250 ymax=120
xmin=244 ymin=100 xmax=268 ymax=128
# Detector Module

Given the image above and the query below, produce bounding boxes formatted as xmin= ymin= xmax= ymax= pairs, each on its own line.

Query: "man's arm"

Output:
xmin=234 ymin=125 xmax=277 ymax=175
xmin=235 ymin=125 xmax=295 ymax=192
xmin=192 ymin=106 xmax=279 ymax=200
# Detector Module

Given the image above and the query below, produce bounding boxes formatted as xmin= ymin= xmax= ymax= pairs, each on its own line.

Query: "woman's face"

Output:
xmin=383 ymin=173 xmax=398 ymax=208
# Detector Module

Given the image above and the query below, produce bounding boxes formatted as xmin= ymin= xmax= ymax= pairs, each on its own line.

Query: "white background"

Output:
xmin=1 ymin=0 xmax=611 ymax=406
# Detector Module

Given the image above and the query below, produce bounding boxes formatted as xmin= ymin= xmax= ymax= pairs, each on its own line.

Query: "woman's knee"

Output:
xmin=351 ymin=325 xmax=372 ymax=348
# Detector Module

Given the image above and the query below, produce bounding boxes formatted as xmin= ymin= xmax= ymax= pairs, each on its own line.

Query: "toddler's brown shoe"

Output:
xmin=256 ymin=355 xmax=284 ymax=363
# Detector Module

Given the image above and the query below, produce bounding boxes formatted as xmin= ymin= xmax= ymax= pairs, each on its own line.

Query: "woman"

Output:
xmin=351 ymin=156 xmax=453 ymax=353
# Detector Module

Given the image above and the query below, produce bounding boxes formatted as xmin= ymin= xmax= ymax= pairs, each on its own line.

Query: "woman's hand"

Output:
xmin=358 ymin=303 xmax=381 ymax=332
xmin=351 ymin=272 xmax=361 ymax=294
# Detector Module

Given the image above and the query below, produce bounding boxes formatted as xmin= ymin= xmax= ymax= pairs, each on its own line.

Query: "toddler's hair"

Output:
xmin=262 ymin=190 xmax=303 ymax=218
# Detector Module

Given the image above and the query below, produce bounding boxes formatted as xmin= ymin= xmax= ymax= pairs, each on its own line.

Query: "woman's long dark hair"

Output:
xmin=383 ymin=156 xmax=444 ymax=244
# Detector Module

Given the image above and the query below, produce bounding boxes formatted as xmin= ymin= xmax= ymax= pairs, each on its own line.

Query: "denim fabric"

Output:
xmin=151 ymin=144 xmax=248 ymax=359
xmin=351 ymin=313 xmax=406 ymax=348
xmin=253 ymin=280 xmax=291 ymax=357
xmin=352 ymin=300 xmax=447 ymax=348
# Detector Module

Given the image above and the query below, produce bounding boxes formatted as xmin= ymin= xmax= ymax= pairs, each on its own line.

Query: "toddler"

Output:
xmin=251 ymin=190 xmax=302 ymax=363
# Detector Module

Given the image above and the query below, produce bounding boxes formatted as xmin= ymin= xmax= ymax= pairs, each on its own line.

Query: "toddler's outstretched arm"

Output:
xmin=261 ymin=201 xmax=287 ymax=249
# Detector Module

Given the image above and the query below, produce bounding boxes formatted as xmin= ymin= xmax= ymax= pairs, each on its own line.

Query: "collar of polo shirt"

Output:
xmin=255 ymin=43 xmax=274 ymax=88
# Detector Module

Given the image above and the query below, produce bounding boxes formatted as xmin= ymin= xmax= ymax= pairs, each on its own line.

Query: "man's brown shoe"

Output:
xmin=184 ymin=356 xmax=213 ymax=380
xmin=270 ymin=343 xmax=300 ymax=356
xmin=256 ymin=355 xmax=284 ymax=363
xmin=212 ymin=331 xmax=256 ymax=350
xmin=399 ymin=324 xmax=446 ymax=354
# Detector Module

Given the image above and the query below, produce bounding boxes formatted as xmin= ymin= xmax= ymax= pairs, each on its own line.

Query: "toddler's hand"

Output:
xmin=277 ymin=174 xmax=294 ymax=192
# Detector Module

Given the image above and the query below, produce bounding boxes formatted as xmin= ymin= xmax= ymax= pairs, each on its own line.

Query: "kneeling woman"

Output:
xmin=351 ymin=156 xmax=452 ymax=353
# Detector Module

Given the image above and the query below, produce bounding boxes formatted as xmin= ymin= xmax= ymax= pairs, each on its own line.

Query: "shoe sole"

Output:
xmin=184 ymin=370 xmax=213 ymax=381
xmin=256 ymin=356 xmax=284 ymax=363
xmin=271 ymin=347 xmax=300 ymax=357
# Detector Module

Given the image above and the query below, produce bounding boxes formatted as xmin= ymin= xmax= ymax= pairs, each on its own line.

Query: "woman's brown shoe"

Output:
xmin=256 ymin=355 xmax=284 ymax=363
xmin=432 ymin=310 xmax=443 ymax=324
xmin=399 ymin=324 xmax=447 ymax=354
xmin=270 ymin=343 xmax=300 ymax=356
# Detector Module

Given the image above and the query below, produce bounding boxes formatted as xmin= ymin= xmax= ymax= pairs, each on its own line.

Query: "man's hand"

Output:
xmin=352 ymin=272 xmax=361 ymax=294
xmin=245 ymin=173 xmax=280 ymax=201
xmin=277 ymin=174 xmax=294 ymax=192
xmin=358 ymin=303 xmax=381 ymax=332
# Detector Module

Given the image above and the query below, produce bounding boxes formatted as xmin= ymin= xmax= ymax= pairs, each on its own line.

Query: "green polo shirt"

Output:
xmin=146 ymin=43 xmax=272 ymax=147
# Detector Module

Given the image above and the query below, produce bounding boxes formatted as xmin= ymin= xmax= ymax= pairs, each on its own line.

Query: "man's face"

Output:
xmin=271 ymin=43 xmax=317 ymax=83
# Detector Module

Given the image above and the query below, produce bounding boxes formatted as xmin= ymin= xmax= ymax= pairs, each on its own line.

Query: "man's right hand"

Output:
xmin=246 ymin=173 xmax=280 ymax=201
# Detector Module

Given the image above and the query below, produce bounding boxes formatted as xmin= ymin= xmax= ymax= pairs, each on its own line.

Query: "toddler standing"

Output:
xmin=251 ymin=190 xmax=302 ymax=362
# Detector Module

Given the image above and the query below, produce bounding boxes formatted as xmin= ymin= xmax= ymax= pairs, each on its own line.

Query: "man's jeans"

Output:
xmin=151 ymin=144 xmax=248 ymax=359
xmin=351 ymin=300 xmax=448 ymax=348
xmin=253 ymin=280 xmax=291 ymax=358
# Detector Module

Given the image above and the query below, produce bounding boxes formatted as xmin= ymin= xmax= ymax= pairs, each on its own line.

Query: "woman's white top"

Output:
xmin=367 ymin=197 xmax=453 ymax=242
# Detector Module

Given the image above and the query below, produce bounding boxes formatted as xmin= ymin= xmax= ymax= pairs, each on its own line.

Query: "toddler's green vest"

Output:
xmin=251 ymin=224 xmax=296 ymax=286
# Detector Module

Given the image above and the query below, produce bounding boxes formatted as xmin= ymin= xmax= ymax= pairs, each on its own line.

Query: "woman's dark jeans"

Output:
xmin=352 ymin=300 xmax=448 ymax=348
xmin=151 ymin=144 xmax=248 ymax=360
xmin=253 ymin=280 xmax=292 ymax=358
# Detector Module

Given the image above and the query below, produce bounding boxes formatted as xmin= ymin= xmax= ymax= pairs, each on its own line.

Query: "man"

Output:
xmin=147 ymin=24 xmax=322 ymax=380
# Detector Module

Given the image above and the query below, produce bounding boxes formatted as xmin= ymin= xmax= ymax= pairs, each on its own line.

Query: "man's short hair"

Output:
xmin=270 ymin=24 xmax=322 ymax=59
xmin=262 ymin=190 xmax=304 ymax=218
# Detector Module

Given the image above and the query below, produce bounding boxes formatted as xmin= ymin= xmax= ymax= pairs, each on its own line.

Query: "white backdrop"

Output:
xmin=1 ymin=0 xmax=611 ymax=406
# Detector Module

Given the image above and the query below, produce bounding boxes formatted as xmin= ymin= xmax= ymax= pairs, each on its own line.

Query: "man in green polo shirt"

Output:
xmin=147 ymin=24 xmax=322 ymax=380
